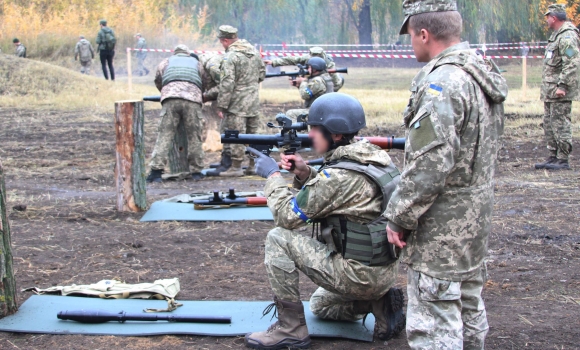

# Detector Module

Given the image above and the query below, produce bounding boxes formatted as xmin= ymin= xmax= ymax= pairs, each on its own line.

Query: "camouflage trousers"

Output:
xmin=149 ymin=99 xmax=204 ymax=173
xmin=543 ymin=101 xmax=573 ymax=160
xmin=406 ymin=266 xmax=488 ymax=350
xmin=285 ymin=108 xmax=309 ymax=121
xmin=80 ymin=60 xmax=91 ymax=75
xmin=265 ymin=227 xmax=399 ymax=321
xmin=221 ymin=114 xmax=259 ymax=162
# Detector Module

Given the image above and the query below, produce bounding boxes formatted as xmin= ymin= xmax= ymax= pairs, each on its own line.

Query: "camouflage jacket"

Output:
xmin=15 ymin=43 xmax=26 ymax=58
xmin=154 ymin=56 xmax=209 ymax=104
xmin=136 ymin=37 xmax=147 ymax=59
xmin=199 ymin=53 xmax=223 ymax=101
xmin=299 ymin=73 xmax=333 ymax=107
xmin=75 ymin=39 xmax=94 ymax=61
xmin=271 ymin=54 xmax=344 ymax=91
xmin=217 ymin=39 xmax=265 ymax=117
xmin=541 ymin=21 xmax=580 ymax=102
xmin=383 ymin=42 xmax=508 ymax=281
xmin=265 ymin=140 xmax=393 ymax=230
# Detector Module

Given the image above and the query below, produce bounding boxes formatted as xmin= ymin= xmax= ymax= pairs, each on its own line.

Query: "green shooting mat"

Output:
xmin=0 ymin=295 xmax=375 ymax=341
xmin=140 ymin=202 xmax=274 ymax=222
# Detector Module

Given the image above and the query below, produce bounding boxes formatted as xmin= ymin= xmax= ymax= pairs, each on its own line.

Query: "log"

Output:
xmin=0 ymin=160 xmax=18 ymax=318
xmin=114 ymin=100 xmax=147 ymax=212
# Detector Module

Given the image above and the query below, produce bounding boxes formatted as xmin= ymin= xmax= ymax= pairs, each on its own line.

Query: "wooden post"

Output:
xmin=0 ymin=160 xmax=18 ymax=318
xmin=522 ymin=56 xmax=528 ymax=98
xmin=114 ymin=100 xmax=147 ymax=212
xmin=127 ymin=48 xmax=133 ymax=93
xmin=168 ymin=120 xmax=190 ymax=175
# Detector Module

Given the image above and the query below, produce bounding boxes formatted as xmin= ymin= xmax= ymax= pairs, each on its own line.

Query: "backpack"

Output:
xmin=79 ymin=41 xmax=92 ymax=61
xmin=102 ymin=28 xmax=116 ymax=50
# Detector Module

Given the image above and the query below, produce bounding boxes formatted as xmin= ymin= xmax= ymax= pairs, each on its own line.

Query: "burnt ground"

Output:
xmin=0 ymin=105 xmax=578 ymax=350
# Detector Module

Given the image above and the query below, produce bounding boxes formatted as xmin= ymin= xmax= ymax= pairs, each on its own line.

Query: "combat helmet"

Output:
xmin=308 ymin=93 xmax=366 ymax=134
xmin=307 ymin=57 xmax=327 ymax=72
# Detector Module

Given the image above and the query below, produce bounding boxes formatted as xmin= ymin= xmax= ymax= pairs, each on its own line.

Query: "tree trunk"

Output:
xmin=168 ymin=120 xmax=190 ymax=175
xmin=0 ymin=160 xmax=18 ymax=318
xmin=357 ymin=0 xmax=373 ymax=47
xmin=114 ymin=100 xmax=147 ymax=212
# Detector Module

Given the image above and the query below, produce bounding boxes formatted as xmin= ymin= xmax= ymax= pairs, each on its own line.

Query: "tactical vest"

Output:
xmin=316 ymin=160 xmax=401 ymax=266
xmin=162 ymin=54 xmax=202 ymax=88
xmin=304 ymin=74 xmax=334 ymax=108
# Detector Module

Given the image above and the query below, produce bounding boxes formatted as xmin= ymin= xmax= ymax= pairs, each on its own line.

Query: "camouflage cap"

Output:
xmin=399 ymin=0 xmax=458 ymax=35
xmin=309 ymin=46 xmax=325 ymax=56
xmin=217 ymin=25 xmax=238 ymax=39
xmin=12 ymin=38 xmax=20 ymax=43
xmin=174 ymin=44 xmax=190 ymax=55
xmin=100 ymin=19 xmax=107 ymax=26
xmin=545 ymin=4 xmax=566 ymax=16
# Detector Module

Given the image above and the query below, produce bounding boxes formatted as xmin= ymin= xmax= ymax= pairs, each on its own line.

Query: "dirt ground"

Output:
xmin=0 ymin=105 xmax=578 ymax=350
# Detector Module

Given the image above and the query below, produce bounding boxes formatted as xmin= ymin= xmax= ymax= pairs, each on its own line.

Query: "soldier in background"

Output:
xmin=13 ymin=38 xmax=26 ymax=58
xmin=74 ymin=35 xmax=95 ymax=75
xmin=385 ymin=0 xmax=508 ymax=349
xmin=264 ymin=46 xmax=344 ymax=91
xmin=285 ymin=56 xmax=334 ymax=121
xmin=96 ymin=19 xmax=116 ymax=81
xmin=535 ymin=4 xmax=579 ymax=170
xmin=135 ymin=33 xmax=150 ymax=76
xmin=216 ymin=25 xmax=266 ymax=177
xmin=146 ymin=44 xmax=210 ymax=183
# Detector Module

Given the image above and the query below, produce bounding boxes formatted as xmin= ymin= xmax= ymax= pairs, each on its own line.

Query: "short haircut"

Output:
xmin=79 ymin=35 xmax=85 ymax=39
xmin=408 ymin=11 xmax=462 ymax=43
xmin=551 ymin=12 xmax=567 ymax=21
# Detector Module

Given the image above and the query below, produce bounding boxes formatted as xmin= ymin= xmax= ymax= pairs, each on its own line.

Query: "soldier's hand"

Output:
xmin=280 ymin=153 xmax=308 ymax=179
xmin=294 ymin=77 xmax=306 ymax=85
xmin=555 ymin=88 xmax=567 ymax=98
xmin=246 ymin=147 xmax=281 ymax=179
xmin=387 ymin=224 xmax=407 ymax=249
xmin=218 ymin=111 xmax=224 ymax=119
xmin=263 ymin=60 xmax=273 ymax=65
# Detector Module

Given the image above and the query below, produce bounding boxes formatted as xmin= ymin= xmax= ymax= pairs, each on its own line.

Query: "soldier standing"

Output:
xmin=384 ymin=1 xmax=508 ymax=349
xmin=146 ymin=44 xmax=209 ymax=183
xmin=135 ymin=33 xmax=150 ymax=76
xmin=244 ymin=93 xmax=405 ymax=349
xmin=74 ymin=35 xmax=95 ymax=75
xmin=96 ymin=19 xmax=116 ymax=81
xmin=264 ymin=46 xmax=344 ymax=91
xmin=13 ymin=38 xmax=26 ymax=58
xmin=216 ymin=25 xmax=266 ymax=177
xmin=535 ymin=4 xmax=579 ymax=170
xmin=285 ymin=57 xmax=334 ymax=121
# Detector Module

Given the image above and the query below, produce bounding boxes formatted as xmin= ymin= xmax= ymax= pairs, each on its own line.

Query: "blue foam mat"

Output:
xmin=0 ymin=295 xmax=374 ymax=341
xmin=140 ymin=202 xmax=273 ymax=222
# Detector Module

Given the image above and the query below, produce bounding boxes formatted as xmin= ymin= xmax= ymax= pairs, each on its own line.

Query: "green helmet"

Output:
xmin=307 ymin=57 xmax=327 ymax=72
xmin=308 ymin=93 xmax=366 ymax=134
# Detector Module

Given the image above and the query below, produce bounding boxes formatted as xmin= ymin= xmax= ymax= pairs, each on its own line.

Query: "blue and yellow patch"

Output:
xmin=318 ymin=170 xmax=331 ymax=178
xmin=428 ymin=84 xmax=443 ymax=96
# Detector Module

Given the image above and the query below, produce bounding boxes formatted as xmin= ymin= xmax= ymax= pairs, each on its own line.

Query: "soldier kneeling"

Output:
xmin=245 ymin=93 xmax=405 ymax=349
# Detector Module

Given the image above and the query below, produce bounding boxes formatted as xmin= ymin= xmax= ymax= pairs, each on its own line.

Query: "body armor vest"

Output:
xmin=162 ymin=54 xmax=202 ymax=88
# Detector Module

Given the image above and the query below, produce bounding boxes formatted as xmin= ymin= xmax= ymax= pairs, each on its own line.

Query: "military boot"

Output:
xmin=219 ymin=160 xmax=244 ymax=177
xmin=534 ymin=155 xmax=557 ymax=169
xmin=244 ymin=158 xmax=257 ymax=176
xmin=206 ymin=154 xmax=232 ymax=176
xmin=353 ymin=288 xmax=406 ymax=341
xmin=544 ymin=159 xmax=571 ymax=170
xmin=245 ymin=296 xmax=311 ymax=349
xmin=146 ymin=169 xmax=163 ymax=183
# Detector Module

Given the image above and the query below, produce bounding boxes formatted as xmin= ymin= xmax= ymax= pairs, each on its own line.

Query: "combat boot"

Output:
xmin=353 ymin=288 xmax=406 ymax=341
xmin=146 ymin=169 xmax=163 ymax=183
xmin=219 ymin=160 xmax=244 ymax=177
xmin=544 ymin=159 xmax=571 ymax=170
xmin=206 ymin=154 xmax=232 ymax=176
xmin=190 ymin=172 xmax=205 ymax=181
xmin=245 ymin=296 xmax=311 ymax=349
xmin=244 ymin=158 xmax=257 ymax=176
xmin=534 ymin=156 xmax=557 ymax=169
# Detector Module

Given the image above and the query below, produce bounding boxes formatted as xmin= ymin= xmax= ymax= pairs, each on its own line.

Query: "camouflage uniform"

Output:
xmin=270 ymin=47 xmax=344 ymax=91
xmin=15 ymin=43 xmax=26 ymax=58
xmin=264 ymin=141 xmax=399 ymax=319
xmin=383 ymin=41 xmax=508 ymax=349
xmin=149 ymin=50 xmax=210 ymax=173
xmin=286 ymin=73 xmax=334 ymax=121
xmin=75 ymin=38 xmax=95 ymax=75
xmin=199 ymin=53 xmax=223 ymax=134
xmin=541 ymin=20 xmax=580 ymax=161
xmin=135 ymin=36 xmax=149 ymax=76
xmin=217 ymin=39 xmax=266 ymax=162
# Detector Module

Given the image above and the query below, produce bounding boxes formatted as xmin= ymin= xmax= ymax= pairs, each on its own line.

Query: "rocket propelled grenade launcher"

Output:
xmin=193 ymin=189 xmax=267 ymax=210
xmin=265 ymin=64 xmax=347 ymax=80
xmin=57 ymin=310 xmax=231 ymax=324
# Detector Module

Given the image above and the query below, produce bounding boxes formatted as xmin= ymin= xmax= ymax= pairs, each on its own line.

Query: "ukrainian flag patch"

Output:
xmin=319 ymin=170 xmax=331 ymax=178
xmin=428 ymin=84 xmax=443 ymax=96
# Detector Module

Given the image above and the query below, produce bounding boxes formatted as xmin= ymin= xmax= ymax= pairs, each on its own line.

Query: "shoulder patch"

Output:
xmin=318 ymin=169 xmax=331 ymax=178
xmin=564 ymin=47 xmax=578 ymax=58
xmin=428 ymin=84 xmax=443 ymax=96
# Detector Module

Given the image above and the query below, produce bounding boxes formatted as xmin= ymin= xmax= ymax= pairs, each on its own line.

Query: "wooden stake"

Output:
xmin=114 ymin=100 xmax=147 ymax=212
xmin=522 ymin=56 xmax=527 ymax=98
xmin=127 ymin=48 xmax=133 ymax=93
xmin=0 ymin=160 xmax=18 ymax=318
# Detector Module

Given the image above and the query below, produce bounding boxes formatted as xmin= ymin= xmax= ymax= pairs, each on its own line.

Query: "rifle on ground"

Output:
xmin=265 ymin=65 xmax=348 ymax=81
xmin=143 ymin=96 xmax=161 ymax=102
xmin=57 ymin=310 xmax=231 ymax=324
xmin=193 ymin=189 xmax=267 ymax=210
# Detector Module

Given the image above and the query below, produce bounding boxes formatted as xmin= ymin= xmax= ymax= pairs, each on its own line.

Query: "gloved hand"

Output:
xmin=246 ymin=147 xmax=280 ymax=179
